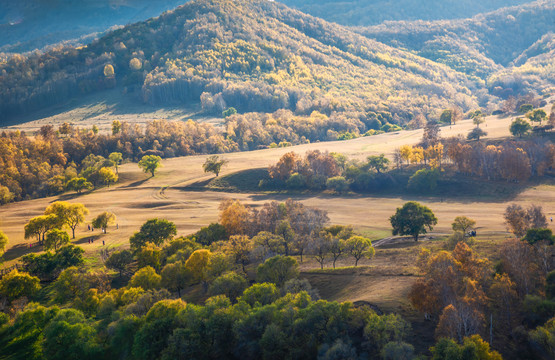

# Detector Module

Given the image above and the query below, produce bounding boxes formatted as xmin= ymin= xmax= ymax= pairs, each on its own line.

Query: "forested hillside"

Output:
xmin=0 ymin=0 xmax=482 ymax=125
xmin=0 ymin=0 xmax=185 ymax=53
xmin=279 ymin=0 xmax=532 ymax=26
xmin=356 ymin=0 xmax=555 ymax=96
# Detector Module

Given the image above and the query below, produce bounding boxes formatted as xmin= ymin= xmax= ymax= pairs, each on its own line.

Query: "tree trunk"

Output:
xmin=355 ymin=258 xmax=359 ymax=266
xmin=414 ymin=233 xmax=419 ymax=242
xmin=72 ymin=227 xmax=76 ymax=239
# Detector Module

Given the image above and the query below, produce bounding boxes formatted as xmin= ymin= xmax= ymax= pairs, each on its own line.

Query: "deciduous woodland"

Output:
xmin=1 ymin=0 xmax=555 ymax=359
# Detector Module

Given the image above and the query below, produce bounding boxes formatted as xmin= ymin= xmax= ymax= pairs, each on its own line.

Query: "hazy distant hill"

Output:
xmin=0 ymin=0 xmax=185 ymax=53
xmin=0 ymin=0 xmax=482 ymax=124
xmin=356 ymin=0 xmax=555 ymax=96
xmin=279 ymin=0 xmax=533 ymax=26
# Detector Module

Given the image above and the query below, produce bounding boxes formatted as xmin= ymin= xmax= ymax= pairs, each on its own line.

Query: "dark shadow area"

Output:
xmin=2 ymin=242 xmax=44 ymax=262
xmin=180 ymin=166 xmax=555 ymax=204
xmin=74 ymin=234 xmax=103 ymax=245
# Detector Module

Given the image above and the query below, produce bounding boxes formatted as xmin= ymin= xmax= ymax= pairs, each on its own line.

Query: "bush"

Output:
xmin=407 ymin=168 xmax=439 ymax=192
xmin=208 ymin=272 xmax=248 ymax=302
xmin=326 ymin=176 xmax=349 ymax=192
xmin=256 ymin=255 xmax=299 ymax=287
xmin=286 ymin=173 xmax=307 ymax=189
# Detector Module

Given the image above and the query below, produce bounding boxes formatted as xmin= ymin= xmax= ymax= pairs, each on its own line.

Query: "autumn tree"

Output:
xmin=225 ymin=235 xmax=253 ymax=273
xmin=105 ymin=249 xmax=133 ymax=277
xmin=137 ymin=242 xmax=162 ymax=270
xmin=44 ymin=229 xmax=70 ymax=251
xmin=268 ymin=152 xmax=302 ymax=181
xmin=421 ymin=119 xmax=440 ymax=147
xmin=253 ymin=231 xmax=286 ymax=259
xmin=45 ymin=202 xmax=89 ymax=239
xmin=129 ymin=266 xmax=161 ymax=290
xmin=390 ymin=202 xmax=437 ymax=241
xmin=504 ymin=204 xmax=546 ymax=238
xmin=310 ymin=234 xmax=331 ymax=269
xmin=24 ymin=214 xmax=58 ymax=243
xmin=92 ymin=212 xmax=116 ymax=233
xmin=0 ymin=269 xmax=41 ymax=302
xmin=219 ymin=199 xmax=250 ymax=235
xmin=138 ymin=155 xmax=162 ymax=177
xmin=328 ymin=236 xmax=346 ymax=268
xmin=203 ymin=155 xmax=228 ymax=177
xmin=344 ymin=236 xmax=374 ymax=266
xmin=185 ymin=249 xmax=212 ymax=286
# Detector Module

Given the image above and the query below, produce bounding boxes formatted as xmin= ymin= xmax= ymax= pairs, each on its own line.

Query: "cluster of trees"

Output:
xmin=0 ymin=129 xmax=123 ymax=203
xmin=409 ymin=205 xmax=555 ymax=358
xmin=0 ymin=0 xmax=480 ymax=122
xmin=445 ymin=137 xmax=555 ymax=182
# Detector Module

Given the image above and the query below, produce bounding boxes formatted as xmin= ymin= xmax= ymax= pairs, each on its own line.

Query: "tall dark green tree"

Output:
xmin=390 ymin=201 xmax=437 ymax=241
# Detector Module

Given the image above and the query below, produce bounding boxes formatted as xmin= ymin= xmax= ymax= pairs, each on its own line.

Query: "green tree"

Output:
xmin=112 ymin=120 xmax=121 ymax=135
xmin=430 ymin=335 xmax=502 ymax=360
xmin=239 ymin=283 xmax=280 ymax=307
xmin=0 ymin=230 xmax=7 ymax=258
xmin=138 ymin=155 xmax=162 ymax=177
xmin=66 ymin=177 xmax=93 ymax=193
xmin=193 ymin=223 xmax=227 ymax=246
xmin=510 ymin=117 xmax=532 ymax=137
xmin=451 ymin=216 xmax=476 ymax=234
xmin=43 ymin=309 xmax=102 ymax=360
xmin=0 ymin=185 xmax=14 ymax=205
xmin=467 ymin=127 xmax=487 ymax=141
xmin=92 ymin=212 xmax=116 ymax=232
xmin=329 ymin=237 xmax=346 ymax=269
xmin=225 ymin=235 xmax=252 ymax=273
xmin=44 ymin=229 xmax=70 ymax=251
xmin=130 ymin=219 xmax=177 ymax=251
xmin=345 ymin=236 xmax=375 ymax=266
xmin=326 ymin=176 xmax=349 ymax=192
xmin=105 ymin=249 xmax=133 ymax=277
xmin=203 ymin=155 xmax=228 ymax=177
xmin=407 ymin=168 xmax=439 ymax=192
xmin=527 ymin=109 xmax=547 ymax=124
xmin=519 ymin=104 xmax=533 ymax=114
xmin=523 ymin=228 xmax=554 ymax=245
xmin=137 ymin=242 xmax=162 ymax=270
xmin=161 ymin=261 xmax=191 ymax=297
xmin=366 ymin=154 xmax=390 ymax=173
xmin=129 ymin=266 xmax=161 ymax=290
xmin=0 ymin=269 xmax=40 ymax=302
xmin=98 ymin=167 xmax=118 ymax=187
xmin=222 ymin=107 xmax=237 ymax=118
xmin=390 ymin=201 xmax=438 ymax=241
xmin=208 ymin=271 xmax=248 ymax=302
xmin=109 ymin=152 xmax=123 ymax=174
xmin=256 ymin=255 xmax=299 ymax=287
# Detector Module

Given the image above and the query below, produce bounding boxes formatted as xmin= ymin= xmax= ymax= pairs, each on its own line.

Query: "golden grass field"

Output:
xmin=1 ymin=109 xmax=553 ymax=350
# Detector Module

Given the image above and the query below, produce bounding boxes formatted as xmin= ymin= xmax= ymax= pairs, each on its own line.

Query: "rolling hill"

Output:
xmin=0 ymin=0 xmax=186 ymax=53
xmin=356 ymin=0 xmax=555 ymax=95
xmin=0 ymin=0 xmax=483 ymax=125
xmin=279 ymin=0 xmax=533 ymax=26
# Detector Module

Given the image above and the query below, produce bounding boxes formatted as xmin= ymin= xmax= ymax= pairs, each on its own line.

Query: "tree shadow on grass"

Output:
xmin=2 ymin=243 xmax=44 ymax=262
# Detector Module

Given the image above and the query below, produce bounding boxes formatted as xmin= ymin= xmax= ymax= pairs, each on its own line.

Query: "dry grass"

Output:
xmin=1 ymin=111 xmax=553 ymax=267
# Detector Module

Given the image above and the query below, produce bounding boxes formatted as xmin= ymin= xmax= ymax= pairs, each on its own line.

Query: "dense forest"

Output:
xmin=356 ymin=0 xmax=555 ymax=96
xmin=0 ymin=0 xmax=483 ymax=124
xmin=280 ymin=0 xmax=532 ymax=26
